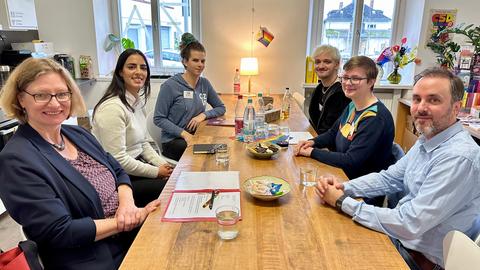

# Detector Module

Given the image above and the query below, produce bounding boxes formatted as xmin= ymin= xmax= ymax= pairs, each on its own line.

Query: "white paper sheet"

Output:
xmin=175 ymin=171 xmax=240 ymax=191
xmin=288 ymin=132 xmax=314 ymax=145
xmin=163 ymin=191 xmax=241 ymax=220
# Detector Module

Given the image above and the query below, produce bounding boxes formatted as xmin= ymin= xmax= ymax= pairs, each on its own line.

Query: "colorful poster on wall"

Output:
xmin=429 ymin=9 xmax=457 ymax=43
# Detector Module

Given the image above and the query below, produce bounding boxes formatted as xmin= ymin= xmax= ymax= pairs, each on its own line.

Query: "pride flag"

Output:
xmin=256 ymin=26 xmax=274 ymax=47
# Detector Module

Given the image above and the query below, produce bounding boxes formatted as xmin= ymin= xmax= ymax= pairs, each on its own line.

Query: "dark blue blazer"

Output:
xmin=0 ymin=124 xmax=132 ymax=270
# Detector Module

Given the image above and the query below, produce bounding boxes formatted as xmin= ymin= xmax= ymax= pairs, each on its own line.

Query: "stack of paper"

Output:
xmin=163 ymin=171 xmax=241 ymax=222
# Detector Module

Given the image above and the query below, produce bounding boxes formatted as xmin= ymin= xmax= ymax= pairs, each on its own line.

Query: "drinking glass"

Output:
xmin=300 ymin=163 xmax=317 ymax=187
xmin=216 ymin=205 xmax=239 ymax=240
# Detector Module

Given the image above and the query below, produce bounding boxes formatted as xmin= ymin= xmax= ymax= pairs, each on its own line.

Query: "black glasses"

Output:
xmin=339 ymin=76 xmax=368 ymax=85
xmin=23 ymin=91 xmax=72 ymax=103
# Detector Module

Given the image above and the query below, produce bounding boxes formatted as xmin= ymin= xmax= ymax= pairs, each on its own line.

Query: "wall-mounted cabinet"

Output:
xmin=0 ymin=0 xmax=38 ymax=30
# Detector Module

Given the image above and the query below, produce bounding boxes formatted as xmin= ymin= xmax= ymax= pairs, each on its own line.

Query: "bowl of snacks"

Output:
xmin=242 ymin=175 xmax=291 ymax=201
xmin=246 ymin=142 xmax=281 ymax=159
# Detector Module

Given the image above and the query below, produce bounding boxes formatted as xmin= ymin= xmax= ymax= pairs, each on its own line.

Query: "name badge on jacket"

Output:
xmin=184 ymin=91 xmax=194 ymax=99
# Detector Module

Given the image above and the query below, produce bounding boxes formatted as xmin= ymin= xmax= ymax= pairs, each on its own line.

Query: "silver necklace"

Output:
xmin=50 ymin=134 xmax=66 ymax=151
xmin=321 ymin=77 xmax=338 ymax=94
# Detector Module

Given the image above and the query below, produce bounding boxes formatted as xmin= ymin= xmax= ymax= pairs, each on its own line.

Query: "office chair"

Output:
xmin=443 ymin=230 xmax=480 ymax=270
xmin=145 ymin=111 xmax=178 ymax=165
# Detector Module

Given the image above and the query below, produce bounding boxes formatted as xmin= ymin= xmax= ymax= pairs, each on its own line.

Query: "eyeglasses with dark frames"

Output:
xmin=339 ymin=76 xmax=368 ymax=85
xmin=23 ymin=91 xmax=72 ymax=103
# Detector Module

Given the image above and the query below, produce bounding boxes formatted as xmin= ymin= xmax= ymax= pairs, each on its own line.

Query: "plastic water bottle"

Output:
xmin=233 ymin=68 xmax=241 ymax=95
xmin=280 ymin=87 xmax=292 ymax=120
xmin=243 ymin=97 xmax=256 ymax=143
xmin=234 ymin=94 xmax=245 ymax=139
xmin=255 ymin=92 xmax=266 ymax=139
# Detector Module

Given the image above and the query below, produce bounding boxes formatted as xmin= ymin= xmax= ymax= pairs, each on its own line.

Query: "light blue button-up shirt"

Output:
xmin=342 ymin=121 xmax=480 ymax=266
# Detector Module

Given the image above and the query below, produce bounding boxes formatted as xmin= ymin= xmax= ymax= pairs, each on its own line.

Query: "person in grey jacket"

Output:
xmin=153 ymin=33 xmax=225 ymax=161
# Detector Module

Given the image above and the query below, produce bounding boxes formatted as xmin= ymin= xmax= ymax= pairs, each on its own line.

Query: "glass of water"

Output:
xmin=278 ymin=126 xmax=290 ymax=147
xmin=300 ymin=163 xmax=317 ymax=186
xmin=216 ymin=205 xmax=239 ymax=240
xmin=215 ymin=145 xmax=229 ymax=165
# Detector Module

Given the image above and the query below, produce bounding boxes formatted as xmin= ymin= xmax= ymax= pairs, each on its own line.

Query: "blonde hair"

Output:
xmin=0 ymin=58 xmax=86 ymax=123
xmin=312 ymin=45 xmax=341 ymax=64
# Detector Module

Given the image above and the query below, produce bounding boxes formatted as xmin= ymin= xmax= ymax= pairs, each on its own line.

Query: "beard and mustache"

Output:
xmin=413 ymin=106 xmax=453 ymax=138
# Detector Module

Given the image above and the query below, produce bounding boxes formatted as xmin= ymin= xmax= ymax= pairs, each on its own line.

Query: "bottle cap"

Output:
xmin=257 ymin=92 xmax=263 ymax=97
xmin=238 ymin=94 xmax=243 ymax=99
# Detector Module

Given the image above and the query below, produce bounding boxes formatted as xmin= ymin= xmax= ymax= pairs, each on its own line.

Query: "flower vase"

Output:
xmin=375 ymin=64 xmax=384 ymax=84
xmin=387 ymin=67 xmax=402 ymax=84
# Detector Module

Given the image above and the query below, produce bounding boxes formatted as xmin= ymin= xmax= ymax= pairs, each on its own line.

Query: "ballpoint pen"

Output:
xmin=202 ymin=190 xmax=219 ymax=209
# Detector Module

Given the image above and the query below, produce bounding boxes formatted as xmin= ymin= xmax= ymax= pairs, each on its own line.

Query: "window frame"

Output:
xmin=306 ymin=0 xmax=401 ymax=59
xmin=113 ymin=0 xmax=201 ymax=75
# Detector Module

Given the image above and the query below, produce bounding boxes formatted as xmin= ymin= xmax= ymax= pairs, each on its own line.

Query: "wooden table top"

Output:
xmin=120 ymin=94 xmax=408 ymax=270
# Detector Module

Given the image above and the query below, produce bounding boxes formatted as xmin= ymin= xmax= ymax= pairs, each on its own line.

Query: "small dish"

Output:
xmin=242 ymin=175 xmax=291 ymax=201
xmin=246 ymin=142 xmax=281 ymax=159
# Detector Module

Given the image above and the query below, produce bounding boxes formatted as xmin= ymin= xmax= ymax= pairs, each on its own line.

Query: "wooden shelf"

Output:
xmin=394 ymin=99 xmax=418 ymax=152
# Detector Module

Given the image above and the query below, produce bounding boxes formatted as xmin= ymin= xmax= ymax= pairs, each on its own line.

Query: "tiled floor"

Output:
xmin=0 ymin=213 xmax=24 ymax=251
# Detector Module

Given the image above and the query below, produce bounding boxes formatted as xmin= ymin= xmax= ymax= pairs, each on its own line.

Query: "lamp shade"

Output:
xmin=240 ymin=57 xmax=259 ymax=76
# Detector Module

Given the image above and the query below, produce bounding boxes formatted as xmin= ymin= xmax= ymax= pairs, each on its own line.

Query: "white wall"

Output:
xmin=202 ymin=0 xmax=309 ymax=95
xmin=34 ymin=0 xmax=99 ymax=78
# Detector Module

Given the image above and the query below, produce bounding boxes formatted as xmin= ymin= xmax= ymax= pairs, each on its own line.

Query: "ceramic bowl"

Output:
xmin=246 ymin=142 xmax=281 ymax=159
xmin=242 ymin=175 xmax=291 ymax=201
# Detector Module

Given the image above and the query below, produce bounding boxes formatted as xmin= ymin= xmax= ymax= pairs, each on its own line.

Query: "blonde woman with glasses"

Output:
xmin=295 ymin=56 xmax=395 ymax=206
xmin=0 ymin=58 xmax=159 ymax=270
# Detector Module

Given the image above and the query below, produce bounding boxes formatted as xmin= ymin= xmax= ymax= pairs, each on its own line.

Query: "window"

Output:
xmin=308 ymin=0 xmax=397 ymax=63
xmin=117 ymin=0 xmax=200 ymax=74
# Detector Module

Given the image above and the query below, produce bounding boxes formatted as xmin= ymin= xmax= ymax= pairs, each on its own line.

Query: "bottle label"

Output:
xmin=235 ymin=118 xmax=244 ymax=135
xmin=234 ymin=83 xmax=240 ymax=94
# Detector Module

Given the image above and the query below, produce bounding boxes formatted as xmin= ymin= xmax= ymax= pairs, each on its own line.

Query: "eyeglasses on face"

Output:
xmin=23 ymin=91 xmax=72 ymax=103
xmin=339 ymin=76 xmax=368 ymax=85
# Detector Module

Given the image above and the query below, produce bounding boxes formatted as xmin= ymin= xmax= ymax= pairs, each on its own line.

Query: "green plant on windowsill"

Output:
xmin=104 ymin=34 xmax=135 ymax=53
xmin=426 ymin=26 xmax=460 ymax=70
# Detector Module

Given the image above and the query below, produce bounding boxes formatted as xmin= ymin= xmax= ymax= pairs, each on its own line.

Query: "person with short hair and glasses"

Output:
xmin=295 ymin=56 xmax=396 ymax=206
xmin=315 ymin=67 xmax=480 ymax=270
xmin=0 ymin=58 xmax=159 ymax=270
xmin=308 ymin=45 xmax=350 ymax=135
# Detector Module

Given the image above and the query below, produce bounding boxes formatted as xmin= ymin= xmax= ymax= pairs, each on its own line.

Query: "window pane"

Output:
xmin=119 ymin=0 xmax=153 ymax=64
xmin=359 ymin=0 xmax=395 ymax=59
xmin=322 ymin=0 xmax=355 ymax=64
xmin=158 ymin=0 xmax=191 ymax=69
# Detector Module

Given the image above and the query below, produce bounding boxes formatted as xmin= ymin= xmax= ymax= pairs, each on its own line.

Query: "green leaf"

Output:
xmin=121 ymin=38 xmax=135 ymax=49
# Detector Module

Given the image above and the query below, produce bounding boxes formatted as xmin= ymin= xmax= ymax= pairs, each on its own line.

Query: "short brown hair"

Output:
xmin=343 ymin=56 xmax=378 ymax=81
xmin=414 ymin=67 xmax=465 ymax=103
xmin=0 ymin=58 xmax=86 ymax=123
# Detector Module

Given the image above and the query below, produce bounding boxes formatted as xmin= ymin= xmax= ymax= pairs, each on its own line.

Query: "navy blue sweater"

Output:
xmin=310 ymin=101 xmax=396 ymax=179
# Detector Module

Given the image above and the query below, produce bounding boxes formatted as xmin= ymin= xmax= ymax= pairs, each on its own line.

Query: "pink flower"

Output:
xmin=401 ymin=37 xmax=407 ymax=44
xmin=392 ymin=45 xmax=400 ymax=52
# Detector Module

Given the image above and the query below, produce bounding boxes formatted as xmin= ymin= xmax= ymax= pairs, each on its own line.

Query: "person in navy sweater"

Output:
xmin=295 ymin=56 xmax=395 ymax=206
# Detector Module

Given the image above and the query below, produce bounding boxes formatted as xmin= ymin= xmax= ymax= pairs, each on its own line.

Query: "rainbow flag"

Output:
xmin=256 ymin=26 xmax=274 ymax=47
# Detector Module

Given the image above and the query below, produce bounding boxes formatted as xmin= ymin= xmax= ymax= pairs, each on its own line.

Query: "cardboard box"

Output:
xmin=11 ymin=42 xmax=54 ymax=54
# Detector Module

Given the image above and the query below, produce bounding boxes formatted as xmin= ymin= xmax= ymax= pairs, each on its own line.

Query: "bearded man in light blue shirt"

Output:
xmin=316 ymin=67 xmax=480 ymax=270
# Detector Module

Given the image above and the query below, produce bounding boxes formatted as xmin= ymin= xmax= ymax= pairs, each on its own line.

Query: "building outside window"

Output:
xmin=117 ymin=0 xmax=200 ymax=74
xmin=308 ymin=0 xmax=397 ymax=64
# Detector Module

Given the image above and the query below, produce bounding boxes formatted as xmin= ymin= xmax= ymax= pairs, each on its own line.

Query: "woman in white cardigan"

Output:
xmin=92 ymin=49 xmax=172 ymax=207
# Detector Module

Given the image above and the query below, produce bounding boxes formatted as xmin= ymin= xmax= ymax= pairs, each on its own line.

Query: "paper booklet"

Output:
xmin=206 ymin=118 xmax=235 ymax=127
xmin=162 ymin=171 xmax=241 ymax=222
xmin=288 ymin=132 xmax=314 ymax=145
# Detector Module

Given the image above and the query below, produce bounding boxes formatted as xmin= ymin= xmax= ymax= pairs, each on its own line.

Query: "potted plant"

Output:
xmin=426 ymin=26 xmax=460 ymax=70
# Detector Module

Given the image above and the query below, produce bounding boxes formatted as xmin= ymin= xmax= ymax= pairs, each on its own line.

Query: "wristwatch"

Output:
xmin=335 ymin=194 xmax=348 ymax=212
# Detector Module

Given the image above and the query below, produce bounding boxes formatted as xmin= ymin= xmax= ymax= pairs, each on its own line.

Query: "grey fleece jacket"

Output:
xmin=153 ymin=74 xmax=226 ymax=143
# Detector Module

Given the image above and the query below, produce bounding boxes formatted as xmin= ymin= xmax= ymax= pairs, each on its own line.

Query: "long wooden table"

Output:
xmin=120 ymin=94 xmax=408 ymax=269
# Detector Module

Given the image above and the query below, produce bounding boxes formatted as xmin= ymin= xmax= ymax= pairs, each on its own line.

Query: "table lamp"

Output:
xmin=240 ymin=57 xmax=259 ymax=95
